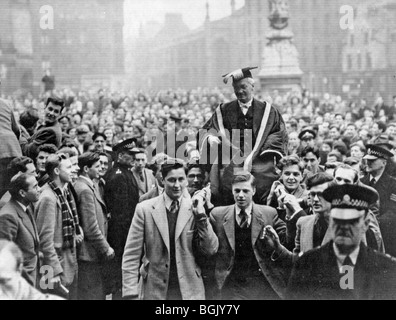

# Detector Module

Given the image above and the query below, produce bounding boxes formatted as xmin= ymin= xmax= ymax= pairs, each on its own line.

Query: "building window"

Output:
xmin=366 ymin=53 xmax=372 ymax=69
xmin=357 ymin=53 xmax=362 ymax=70
xmin=347 ymin=54 xmax=352 ymax=70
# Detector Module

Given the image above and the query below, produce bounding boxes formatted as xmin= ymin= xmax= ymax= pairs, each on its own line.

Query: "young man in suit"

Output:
xmin=287 ymin=184 xmax=396 ymax=300
xmin=209 ymin=171 xmax=287 ymax=300
xmin=21 ymin=97 xmax=64 ymax=160
xmin=74 ymin=152 xmax=114 ymax=300
xmin=131 ymin=148 xmax=157 ymax=198
xmin=35 ymin=153 xmax=83 ymax=299
xmin=122 ymin=159 xmax=218 ymax=300
xmin=0 ymin=173 xmax=41 ymax=287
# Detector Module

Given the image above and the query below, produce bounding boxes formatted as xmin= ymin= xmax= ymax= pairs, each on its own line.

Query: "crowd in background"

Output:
xmin=1 ymin=83 xmax=396 ymax=300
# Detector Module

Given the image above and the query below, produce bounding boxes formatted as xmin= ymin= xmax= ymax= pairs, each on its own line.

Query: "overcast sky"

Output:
xmin=124 ymin=0 xmax=245 ymax=38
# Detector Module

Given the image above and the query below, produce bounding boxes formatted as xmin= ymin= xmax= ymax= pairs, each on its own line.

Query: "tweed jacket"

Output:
xmin=122 ymin=194 xmax=218 ymax=300
xmin=74 ymin=176 xmax=110 ymax=262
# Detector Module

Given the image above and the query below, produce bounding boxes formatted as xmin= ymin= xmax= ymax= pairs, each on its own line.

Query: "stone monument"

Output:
xmin=258 ymin=0 xmax=303 ymax=95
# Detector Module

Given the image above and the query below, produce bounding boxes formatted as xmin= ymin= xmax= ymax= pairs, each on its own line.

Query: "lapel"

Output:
xmin=79 ymin=177 xmax=106 ymax=209
xmin=175 ymin=196 xmax=193 ymax=241
xmin=151 ymin=196 xmax=170 ymax=252
xmin=252 ymin=99 xmax=266 ymax=137
xmin=223 ymin=206 xmax=236 ymax=252
xmin=224 ymin=100 xmax=239 ymax=130
xmin=322 ymin=241 xmax=343 ymax=282
xmin=251 ymin=203 xmax=265 ymax=247
xmin=302 ymin=214 xmax=316 ymax=250
xmin=13 ymin=200 xmax=39 ymax=245
xmin=321 ymin=224 xmax=333 ymax=246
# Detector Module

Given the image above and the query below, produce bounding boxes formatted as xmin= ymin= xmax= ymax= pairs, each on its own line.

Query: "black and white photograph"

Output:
xmin=1 ymin=0 xmax=396 ymax=305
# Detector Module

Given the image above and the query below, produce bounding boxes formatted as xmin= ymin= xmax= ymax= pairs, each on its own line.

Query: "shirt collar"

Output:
xmin=333 ymin=242 xmax=360 ymax=271
xmin=235 ymin=203 xmax=253 ymax=224
xmin=238 ymin=99 xmax=253 ymax=108
xmin=79 ymin=175 xmax=94 ymax=187
xmin=164 ymin=192 xmax=183 ymax=211
xmin=16 ymin=201 xmax=27 ymax=213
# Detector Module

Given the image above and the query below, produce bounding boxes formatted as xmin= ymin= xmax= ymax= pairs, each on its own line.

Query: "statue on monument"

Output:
xmin=269 ymin=0 xmax=289 ymax=29
xmin=258 ymin=0 xmax=303 ymax=94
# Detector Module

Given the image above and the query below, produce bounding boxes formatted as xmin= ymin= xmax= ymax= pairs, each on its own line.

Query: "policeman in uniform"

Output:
xmin=361 ymin=144 xmax=396 ymax=257
xmin=104 ymin=139 xmax=140 ymax=298
xmin=287 ymin=184 xmax=396 ymax=300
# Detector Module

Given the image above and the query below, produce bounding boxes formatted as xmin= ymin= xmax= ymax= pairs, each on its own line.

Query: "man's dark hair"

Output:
xmin=161 ymin=159 xmax=187 ymax=179
xmin=7 ymin=156 xmax=34 ymax=178
xmin=306 ymin=172 xmax=334 ymax=190
xmin=37 ymin=144 xmax=58 ymax=155
xmin=9 ymin=173 xmax=33 ymax=199
xmin=376 ymin=121 xmax=387 ymax=133
xmin=19 ymin=109 xmax=39 ymax=129
xmin=277 ymin=155 xmax=305 ymax=173
xmin=322 ymin=139 xmax=333 ymax=149
xmin=232 ymin=171 xmax=256 ymax=188
xmin=300 ymin=146 xmax=320 ymax=159
xmin=46 ymin=97 xmax=65 ymax=111
xmin=78 ymin=152 xmax=101 ymax=175
xmin=187 ymin=161 xmax=203 ymax=174
xmin=92 ymin=132 xmax=107 ymax=141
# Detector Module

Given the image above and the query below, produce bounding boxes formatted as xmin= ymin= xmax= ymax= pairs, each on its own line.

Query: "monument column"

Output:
xmin=258 ymin=0 xmax=303 ymax=95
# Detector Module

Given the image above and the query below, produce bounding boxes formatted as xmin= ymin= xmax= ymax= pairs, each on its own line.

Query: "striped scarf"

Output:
xmin=48 ymin=180 xmax=80 ymax=250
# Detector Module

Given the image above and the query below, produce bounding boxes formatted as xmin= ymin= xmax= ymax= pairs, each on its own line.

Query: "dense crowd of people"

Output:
xmin=1 ymin=69 xmax=396 ymax=300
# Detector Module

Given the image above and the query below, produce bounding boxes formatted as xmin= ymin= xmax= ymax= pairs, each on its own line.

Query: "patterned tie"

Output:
xmin=343 ymin=255 xmax=354 ymax=267
xmin=169 ymin=200 xmax=179 ymax=216
xmin=239 ymin=208 xmax=249 ymax=228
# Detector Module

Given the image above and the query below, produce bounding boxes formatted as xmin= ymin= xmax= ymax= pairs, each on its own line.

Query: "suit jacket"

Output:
xmin=74 ymin=176 xmax=110 ymax=262
xmin=35 ymin=184 xmax=78 ymax=286
xmin=132 ymin=167 xmax=158 ymax=197
xmin=209 ymin=203 xmax=287 ymax=298
xmin=122 ymin=194 xmax=218 ymax=300
xmin=139 ymin=185 xmax=162 ymax=203
xmin=0 ymin=199 xmax=40 ymax=287
xmin=21 ymin=121 xmax=62 ymax=159
xmin=0 ymin=98 xmax=22 ymax=158
xmin=286 ymin=241 xmax=396 ymax=300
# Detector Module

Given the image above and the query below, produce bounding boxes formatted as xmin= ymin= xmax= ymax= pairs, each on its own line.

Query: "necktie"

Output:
xmin=370 ymin=178 xmax=376 ymax=187
xmin=239 ymin=209 xmax=249 ymax=228
xmin=343 ymin=255 xmax=354 ymax=267
xmin=139 ymin=172 xmax=144 ymax=182
xmin=241 ymin=104 xmax=249 ymax=115
xmin=169 ymin=200 xmax=179 ymax=216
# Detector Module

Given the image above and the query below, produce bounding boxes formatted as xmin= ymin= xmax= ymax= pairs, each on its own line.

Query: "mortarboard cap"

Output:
xmin=363 ymin=144 xmax=393 ymax=160
xmin=323 ymin=184 xmax=378 ymax=220
xmin=222 ymin=66 xmax=258 ymax=84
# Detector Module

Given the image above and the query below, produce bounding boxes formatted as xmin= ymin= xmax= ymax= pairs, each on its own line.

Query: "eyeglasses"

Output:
xmin=309 ymin=191 xmax=324 ymax=199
